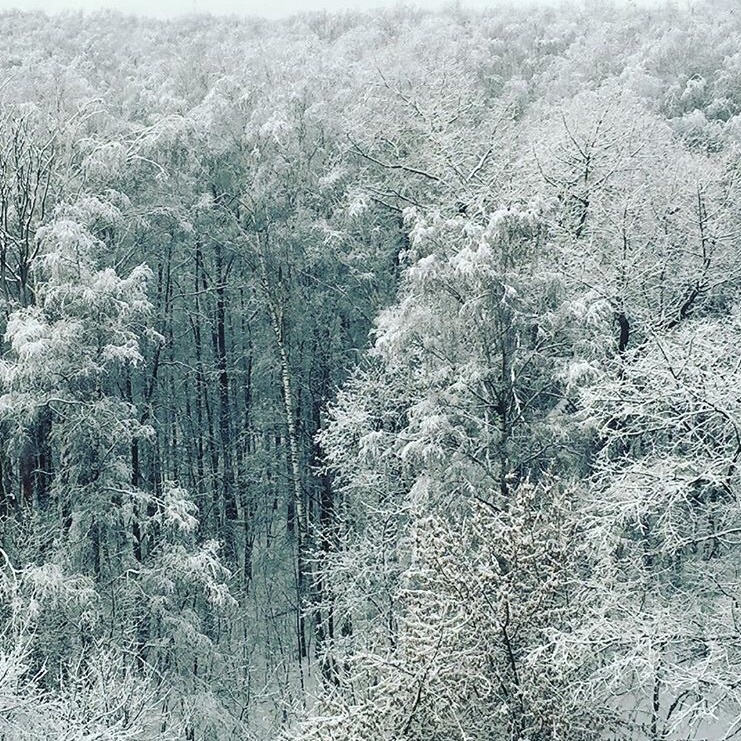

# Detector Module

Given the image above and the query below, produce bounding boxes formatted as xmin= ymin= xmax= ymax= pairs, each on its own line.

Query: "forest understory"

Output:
xmin=0 ymin=1 xmax=741 ymax=739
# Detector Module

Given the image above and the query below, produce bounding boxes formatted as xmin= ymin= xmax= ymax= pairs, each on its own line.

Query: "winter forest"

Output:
xmin=3 ymin=0 xmax=741 ymax=738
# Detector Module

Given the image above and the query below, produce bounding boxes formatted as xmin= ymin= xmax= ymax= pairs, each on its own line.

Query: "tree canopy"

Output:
xmin=1 ymin=2 xmax=741 ymax=739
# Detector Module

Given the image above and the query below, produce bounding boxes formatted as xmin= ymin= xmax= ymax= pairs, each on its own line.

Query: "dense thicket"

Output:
xmin=0 ymin=1 xmax=741 ymax=739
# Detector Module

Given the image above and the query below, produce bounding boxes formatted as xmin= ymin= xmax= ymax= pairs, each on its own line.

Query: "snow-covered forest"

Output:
xmin=1 ymin=1 xmax=741 ymax=738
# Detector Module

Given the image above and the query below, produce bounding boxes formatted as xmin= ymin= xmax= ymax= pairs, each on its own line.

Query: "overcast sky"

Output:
xmin=0 ymin=0 xmax=525 ymax=18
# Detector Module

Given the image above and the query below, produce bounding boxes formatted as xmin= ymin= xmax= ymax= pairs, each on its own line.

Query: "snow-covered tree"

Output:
xmin=563 ymin=310 xmax=741 ymax=740
xmin=296 ymin=204 xmax=597 ymax=740
xmin=0 ymin=195 xmax=152 ymax=572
